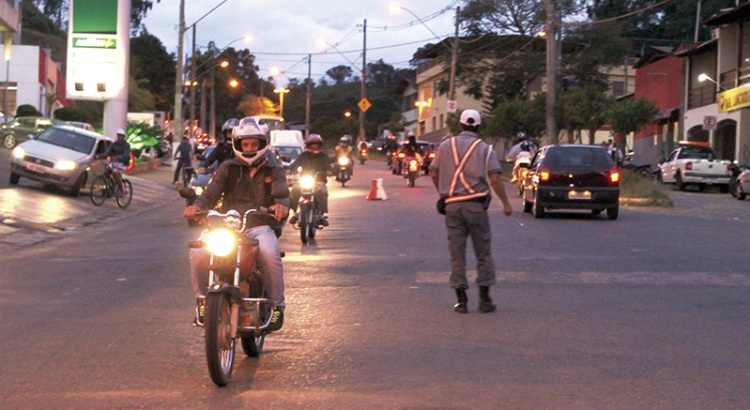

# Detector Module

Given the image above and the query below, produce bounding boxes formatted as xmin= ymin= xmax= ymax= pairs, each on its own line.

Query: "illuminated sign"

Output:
xmin=718 ymin=85 xmax=750 ymax=113
xmin=66 ymin=0 xmax=125 ymax=100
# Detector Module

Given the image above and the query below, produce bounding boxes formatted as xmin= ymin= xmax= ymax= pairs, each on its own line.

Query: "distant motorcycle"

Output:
xmin=291 ymin=172 xmax=326 ymax=244
xmin=178 ymin=168 xmax=215 ymax=227
xmin=188 ymin=209 xmax=278 ymax=387
xmin=358 ymin=147 xmax=368 ymax=164
xmin=335 ymin=156 xmax=351 ymax=187
xmin=403 ymin=155 xmax=421 ymax=188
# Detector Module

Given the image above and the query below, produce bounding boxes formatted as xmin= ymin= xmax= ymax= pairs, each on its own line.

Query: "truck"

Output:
xmin=657 ymin=141 xmax=732 ymax=192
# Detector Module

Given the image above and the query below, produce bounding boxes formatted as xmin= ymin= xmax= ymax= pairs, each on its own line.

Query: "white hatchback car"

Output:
xmin=9 ymin=125 xmax=114 ymax=196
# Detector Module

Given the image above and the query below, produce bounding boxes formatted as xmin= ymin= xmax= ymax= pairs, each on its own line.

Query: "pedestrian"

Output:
xmin=173 ymin=136 xmax=193 ymax=185
xmin=429 ymin=109 xmax=513 ymax=314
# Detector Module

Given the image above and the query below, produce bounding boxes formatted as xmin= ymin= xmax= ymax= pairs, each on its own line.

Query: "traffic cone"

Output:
xmin=366 ymin=178 xmax=388 ymax=200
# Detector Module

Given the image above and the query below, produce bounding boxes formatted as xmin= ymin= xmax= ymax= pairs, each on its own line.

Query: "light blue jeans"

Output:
xmin=190 ymin=225 xmax=285 ymax=310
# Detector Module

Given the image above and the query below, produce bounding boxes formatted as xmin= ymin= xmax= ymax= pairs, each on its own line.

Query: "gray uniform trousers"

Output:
xmin=445 ymin=200 xmax=496 ymax=289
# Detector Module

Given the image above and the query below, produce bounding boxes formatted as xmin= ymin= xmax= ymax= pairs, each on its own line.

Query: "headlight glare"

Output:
xmin=12 ymin=147 xmax=25 ymax=159
xmin=338 ymin=156 xmax=349 ymax=166
xmin=205 ymin=229 xmax=236 ymax=257
xmin=300 ymin=175 xmax=315 ymax=190
xmin=55 ymin=159 xmax=77 ymax=170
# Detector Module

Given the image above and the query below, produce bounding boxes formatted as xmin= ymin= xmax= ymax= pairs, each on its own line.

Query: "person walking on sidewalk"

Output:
xmin=429 ymin=109 xmax=513 ymax=314
xmin=173 ymin=136 xmax=193 ymax=185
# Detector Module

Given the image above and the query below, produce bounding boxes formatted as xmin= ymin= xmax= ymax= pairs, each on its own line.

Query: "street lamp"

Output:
xmin=391 ymin=3 xmax=459 ymax=103
xmin=274 ymin=87 xmax=290 ymax=118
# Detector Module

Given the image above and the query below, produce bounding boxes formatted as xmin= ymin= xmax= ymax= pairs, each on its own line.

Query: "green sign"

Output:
xmin=72 ymin=36 xmax=117 ymax=49
xmin=72 ymin=0 xmax=118 ymax=34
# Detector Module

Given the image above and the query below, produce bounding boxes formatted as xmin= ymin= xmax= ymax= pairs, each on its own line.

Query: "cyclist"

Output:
xmin=102 ymin=129 xmax=131 ymax=196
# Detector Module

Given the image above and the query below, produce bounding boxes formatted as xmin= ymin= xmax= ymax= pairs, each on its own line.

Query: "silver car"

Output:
xmin=9 ymin=125 xmax=114 ymax=196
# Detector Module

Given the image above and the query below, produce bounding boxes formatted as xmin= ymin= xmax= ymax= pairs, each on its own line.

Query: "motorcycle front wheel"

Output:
xmin=300 ymin=203 xmax=311 ymax=244
xmin=205 ymin=292 xmax=236 ymax=387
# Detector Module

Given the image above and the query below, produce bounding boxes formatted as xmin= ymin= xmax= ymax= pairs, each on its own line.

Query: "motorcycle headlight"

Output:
xmin=55 ymin=159 xmax=78 ymax=171
xmin=300 ymin=175 xmax=315 ymax=190
xmin=194 ymin=186 xmax=204 ymax=196
xmin=338 ymin=156 xmax=350 ymax=166
xmin=205 ymin=229 xmax=236 ymax=257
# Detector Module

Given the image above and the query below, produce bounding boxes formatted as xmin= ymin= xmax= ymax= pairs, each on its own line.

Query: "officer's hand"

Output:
xmin=502 ymin=204 xmax=513 ymax=217
xmin=271 ymin=204 xmax=289 ymax=221
xmin=184 ymin=205 xmax=201 ymax=219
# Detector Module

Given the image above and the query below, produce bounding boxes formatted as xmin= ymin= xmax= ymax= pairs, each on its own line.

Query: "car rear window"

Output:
xmin=36 ymin=128 xmax=96 ymax=154
xmin=679 ymin=147 xmax=715 ymax=160
xmin=544 ymin=146 xmax=612 ymax=168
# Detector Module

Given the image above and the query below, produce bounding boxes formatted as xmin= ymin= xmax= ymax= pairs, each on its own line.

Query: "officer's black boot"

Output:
xmin=454 ymin=288 xmax=468 ymax=314
xmin=478 ymin=286 xmax=496 ymax=313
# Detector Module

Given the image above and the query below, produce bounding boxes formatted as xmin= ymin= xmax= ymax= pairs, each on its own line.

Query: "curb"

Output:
xmin=619 ymin=197 xmax=673 ymax=207
xmin=128 ymin=158 xmax=163 ymax=175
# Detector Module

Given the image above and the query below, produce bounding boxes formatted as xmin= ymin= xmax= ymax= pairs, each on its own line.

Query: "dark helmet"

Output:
xmin=520 ymin=140 xmax=532 ymax=152
xmin=305 ymin=134 xmax=324 ymax=153
xmin=516 ymin=132 xmax=527 ymax=142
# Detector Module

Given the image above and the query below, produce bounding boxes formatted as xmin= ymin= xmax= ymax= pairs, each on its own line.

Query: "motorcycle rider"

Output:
xmin=506 ymin=132 xmax=535 ymax=183
xmin=196 ymin=118 xmax=238 ymax=173
xmin=289 ymin=134 xmax=331 ymax=226
xmin=403 ymin=132 xmax=425 ymax=163
xmin=335 ymin=135 xmax=354 ymax=177
xmin=183 ymin=120 xmax=290 ymax=332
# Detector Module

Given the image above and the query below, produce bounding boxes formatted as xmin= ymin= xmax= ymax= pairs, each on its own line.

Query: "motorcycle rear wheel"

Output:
xmin=205 ymin=292 xmax=236 ymax=387
xmin=241 ymin=334 xmax=264 ymax=357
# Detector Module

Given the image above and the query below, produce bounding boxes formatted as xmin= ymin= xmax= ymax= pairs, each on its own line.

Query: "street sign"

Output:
xmin=703 ymin=115 xmax=717 ymax=130
xmin=447 ymin=100 xmax=457 ymax=113
xmin=358 ymin=98 xmax=371 ymax=112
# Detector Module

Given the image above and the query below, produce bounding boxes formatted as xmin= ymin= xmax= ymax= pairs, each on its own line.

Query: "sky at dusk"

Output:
xmin=142 ymin=0 xmax=460 ymax=87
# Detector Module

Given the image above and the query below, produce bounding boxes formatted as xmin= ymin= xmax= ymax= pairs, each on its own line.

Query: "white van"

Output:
xmin=270 ymin=130 xmax=304 ymax=149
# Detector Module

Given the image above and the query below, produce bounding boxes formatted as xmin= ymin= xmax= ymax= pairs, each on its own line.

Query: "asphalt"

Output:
xmin=0 ymin=162 xmax=180 ymax=249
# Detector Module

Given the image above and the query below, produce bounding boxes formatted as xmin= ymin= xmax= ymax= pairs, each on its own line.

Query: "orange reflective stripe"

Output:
xmin=448 ymin=137 xmax=483 ymax=197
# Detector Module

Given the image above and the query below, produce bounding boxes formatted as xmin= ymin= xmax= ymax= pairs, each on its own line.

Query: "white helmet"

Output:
xmin=232 ymin=119 xmax=269 ymax=167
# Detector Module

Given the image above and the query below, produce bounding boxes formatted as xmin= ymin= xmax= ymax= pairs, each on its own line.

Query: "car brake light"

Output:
xmin=539 ymin=169 xmax=550 ymax=181
xmin=610 ymin=169 xmax=620 ymax=183
xmin=685 ymin=162 xmax=692 ymax=171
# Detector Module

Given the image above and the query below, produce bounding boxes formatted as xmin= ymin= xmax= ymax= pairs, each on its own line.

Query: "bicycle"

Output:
xmin=89 ymin=161 xmax=133 ymax=208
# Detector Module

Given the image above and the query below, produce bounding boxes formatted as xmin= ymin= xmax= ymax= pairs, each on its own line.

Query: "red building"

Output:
xmin=632 ymin=45 xmax=689 ymax=166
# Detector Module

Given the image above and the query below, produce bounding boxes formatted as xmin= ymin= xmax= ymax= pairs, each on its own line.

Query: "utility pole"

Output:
xmin=189 ymin=25 xmax=197 ymax=139
xmin=449 ymin=6 xmax=459 ymax=101
xmin=305 ymin=53 xmax=311 ymax=138
xmin=359 ymin=19 xmax=366 ymax=141
xmin=545 ymin=0 xmax=558 ymax=145
xmin=173 ymin=0 xmax=185 ymax=164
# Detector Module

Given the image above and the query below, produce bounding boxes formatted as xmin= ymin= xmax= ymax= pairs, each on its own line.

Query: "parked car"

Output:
xmin=657 ymin=141 xmax=732 ymax=192
xmin=9 ymin=125 xmax=113 ymax=196
xmin=194 ymin=133 xmax=215 ymax=155
xmin=62 ymin=121 xmax=96 ymax=132
xmin=522 ymin=144 xmax=621 ymax=220
xmin=1 ymin=116 xmax=56 ymax=149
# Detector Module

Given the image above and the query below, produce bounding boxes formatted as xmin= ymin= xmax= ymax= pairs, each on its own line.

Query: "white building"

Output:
xmin=0 ymin=45 xmax=72 ymax=118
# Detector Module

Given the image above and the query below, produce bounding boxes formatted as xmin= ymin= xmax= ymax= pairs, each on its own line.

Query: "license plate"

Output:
xmin=26 ymin=163 xmax=47 ymax=173
xmin=568 ymin=190 xmax=591 ymax=200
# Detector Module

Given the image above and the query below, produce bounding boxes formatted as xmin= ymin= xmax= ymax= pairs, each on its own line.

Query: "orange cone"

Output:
xmin=366 ymin=178 xmax=388 ymax=200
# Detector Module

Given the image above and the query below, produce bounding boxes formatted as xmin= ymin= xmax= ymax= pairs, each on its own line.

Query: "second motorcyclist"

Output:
xmin=196 ymin=118 xmax=238 ymax=173
xmin=289 ymin=134 xmax=332 ymax=226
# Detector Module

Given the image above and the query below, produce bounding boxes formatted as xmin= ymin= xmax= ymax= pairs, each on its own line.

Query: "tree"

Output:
xmin=556 ymin=86 xmax=613 ymax=145
xmin=607 ymin=97 xmax=658 ymax=138
xmin=326 ymin=65 xmax=353 ymax=85
xmin=53 ymin=107 xmax=88 ymax=122
xmin=130 ymin=31 xmax=175 ymax=113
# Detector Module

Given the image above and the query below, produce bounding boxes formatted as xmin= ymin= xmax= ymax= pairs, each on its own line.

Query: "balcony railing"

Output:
xmin=687 ymin=84 xmax=716 ymax=109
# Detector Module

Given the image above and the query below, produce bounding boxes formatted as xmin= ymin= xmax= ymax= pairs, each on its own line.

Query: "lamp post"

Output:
xmin=274 ymin=87 xmax=290 ymax=118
